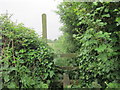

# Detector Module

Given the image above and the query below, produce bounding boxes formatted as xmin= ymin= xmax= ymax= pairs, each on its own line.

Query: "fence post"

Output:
xmin=42 ymin=13 xmax=47 ymax=42
xmin=63 ymin=73 xmax=70 ymax=88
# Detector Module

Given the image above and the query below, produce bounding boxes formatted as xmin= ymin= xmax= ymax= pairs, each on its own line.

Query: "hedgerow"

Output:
xmin=57 ymin=2 xmax=120 ymax=88
xmin=0 ymin=14 xmax=55 ymax=88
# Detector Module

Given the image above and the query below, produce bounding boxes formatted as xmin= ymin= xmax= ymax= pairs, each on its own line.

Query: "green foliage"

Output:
xmin=106 ymin=82 xmax=120 ymax=88
xmin=57 ymin=2 xmax=120 ymax=88
xmin=116 ymin=17 xmax=120 ymax=26
xmin=54 ymin=58 xmax=72 ymax=67
xmin=53 ymin=34 xmax=75 ymax=53
xmin=0 ymin=14 xmax=55 ymax=88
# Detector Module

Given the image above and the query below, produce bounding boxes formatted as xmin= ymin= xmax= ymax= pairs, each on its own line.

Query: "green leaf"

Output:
xmin=96 ymin=7 xmax=102 ymax=11
xmin=115 ymin=17 xmax=120 ymax=26
xmin=19 ymin=59 xmax=25 ymax=63
xmin=9 ymin=67 xmax=17 ymax=71
xmin=95 ymin=44 xmax=107 ymax=52
xmin=113 ymin=9 xmax=119 ymax=12
xmin=49 ymin=71 xmax=54 ymax=78
xmin=21 ymin=75 xmax=35 ymax=86
xmin=7 ymin=82 xmax=17 ymax=88
xmin=98 ymin=22 xmax=107 ymax=26
xmin=4 ymin=75 xmax=10 ymax=82
xmin=12 ymin=60 xmax=16 ymax=63
xmin=40 ymin=82 xmax=48 ymax=88
xmin=107 ymin=83 xmax=120 ymax=88
xmin=104 ymin=8 xmax=109 ymax=12
xmin=44 ymin=73 xmax=48 ymax=79
xmin=93 ymin=2 xmax=98 ymax=6
xmin=116 ymin=17 xmax=120 ymax=22
xmin=98 ymin=53 xmax=107 ymax=61
xmin=19 ymin=49 xmax=26 ymax=53
xmin=102 ymin=14 xmax=110 ymax=17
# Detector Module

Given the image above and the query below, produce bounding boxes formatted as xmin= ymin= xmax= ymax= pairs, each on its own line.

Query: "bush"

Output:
xmin=0 ymin=14 xmax=55 ymax=88
xmin=57 ymin=2 xmax=120 ymax=88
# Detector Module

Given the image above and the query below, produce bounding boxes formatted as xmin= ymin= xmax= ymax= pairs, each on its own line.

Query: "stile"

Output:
xmin=55 ymin=53 xmax=77 ymax=58
xmin=41 ymin=14 xmax=78 ymax=88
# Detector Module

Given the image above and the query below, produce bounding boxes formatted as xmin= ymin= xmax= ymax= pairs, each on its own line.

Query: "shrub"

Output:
xmin=57 ymin=2 xmax=120 ymax=88
xmin=0 ymin=14 xmax=55 ymax=88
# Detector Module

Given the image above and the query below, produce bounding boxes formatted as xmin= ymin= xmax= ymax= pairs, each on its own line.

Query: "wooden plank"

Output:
xmin=63 ymin=73 xmax=70 ymax=88
xmin=55 ymin=65 xmax=79 ymax=70
xmin=54 ymin=80 xmax=79 ymax=84
xmin=42 ymin=13 xmax=47 ymax=42
xmin=54 ymin=53 xmax=77 ymax=58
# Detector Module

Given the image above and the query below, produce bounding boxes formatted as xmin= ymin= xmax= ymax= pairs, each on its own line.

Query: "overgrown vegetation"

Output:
xmin=0 ymin=14 xmax=55 ymax=88
xmin=56 ymin=2 xmax=120 ymax=88
xmin=1 ymin=1 xmax=120 ymax=89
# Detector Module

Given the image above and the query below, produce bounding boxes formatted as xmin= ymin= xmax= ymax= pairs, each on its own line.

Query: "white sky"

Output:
xmin=0 ymin=0 xmax=63 ymax=40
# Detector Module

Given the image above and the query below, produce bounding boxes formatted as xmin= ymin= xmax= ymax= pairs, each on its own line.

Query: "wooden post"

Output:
xmin=63 ymin=73 xmax=70 ymax=88
xmin=42 ymin=13 xmax=47 ymax=42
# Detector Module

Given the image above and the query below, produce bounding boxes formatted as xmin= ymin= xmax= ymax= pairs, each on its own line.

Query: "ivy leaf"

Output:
xmin=12 ymin=60 xmax=16 ymax=64
xmin=93 ymin=2 xmax=98 ymax=6
xmin=98 ymin=53 xmax=107 ymax=61
xmin=115 ymin=17 xmax=120 ymax=26
xmin=19 ymin=49 xmax=26 ymax=53
xmin=7 ymin=82 xmax=17 ymax=88
xmin=98 ymin=22 xmax=107 ymax=26
xmin=102 ymin=14 xmax=110 ymax=17
xmin=9 ymin=67 xmax=17 ymax=71
xmin=113 ymin=9 xmax=119 ymax=12
xmin=40 ymin=82 xmax=48 ymax=88
xmin=44 ymin=73 xmax=48 ymax=79
xmin=4 ymin=75 xmax=10 ymax=82
xmin=21 ymin=75 xmax=35 ymax=86
xmin=95 ymin=44 xmax=107 ymax=52
xmin=19 ymin=59 xmax=25 ymax=63
xmin=104 ymin=8 xmax=109 ymax=12
xmin=49 ymin=71 xmax=54 ymax=78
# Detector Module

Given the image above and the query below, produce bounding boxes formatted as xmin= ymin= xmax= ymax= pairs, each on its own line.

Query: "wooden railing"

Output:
xmin=54 ymin=53 xmax=79 ymax=88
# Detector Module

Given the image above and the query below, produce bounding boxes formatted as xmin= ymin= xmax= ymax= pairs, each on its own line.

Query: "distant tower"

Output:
xmin=42 ymin=13 xmax=47 ymax=42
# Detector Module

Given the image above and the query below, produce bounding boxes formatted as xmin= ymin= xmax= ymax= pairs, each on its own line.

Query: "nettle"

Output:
xmin=0 ymin=14 xmax=55 ymax=88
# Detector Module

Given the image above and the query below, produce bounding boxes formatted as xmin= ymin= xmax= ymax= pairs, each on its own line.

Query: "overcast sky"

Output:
xmin=0 ymin=0 xmax=63 ymax=40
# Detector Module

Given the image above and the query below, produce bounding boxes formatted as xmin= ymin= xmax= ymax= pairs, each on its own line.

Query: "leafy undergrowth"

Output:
xmin=0 ymin=14 xmax=55 ymax=88
xmin=57 ymin=2 xmax=120 ymax=88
